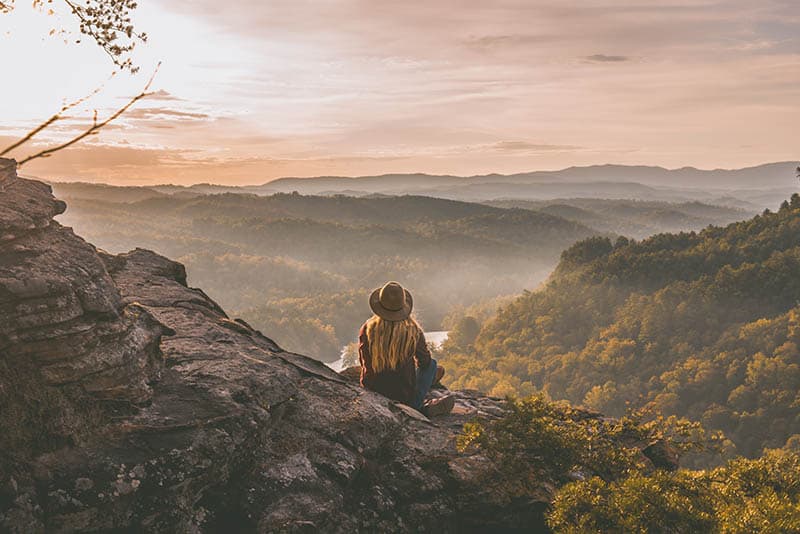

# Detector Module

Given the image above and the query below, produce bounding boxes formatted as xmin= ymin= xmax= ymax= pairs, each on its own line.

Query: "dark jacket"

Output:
xmin=358 ymin=323 xmax=432 ymax=406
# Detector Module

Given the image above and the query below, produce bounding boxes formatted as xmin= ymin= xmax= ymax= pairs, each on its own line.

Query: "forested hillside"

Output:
xmin=56 ymin=193 xmax=598 ymax=361
xmin=439 ymin=195 xmax=800 ymax=458
xmin=485 ymin=199 xmax=749 ymax=239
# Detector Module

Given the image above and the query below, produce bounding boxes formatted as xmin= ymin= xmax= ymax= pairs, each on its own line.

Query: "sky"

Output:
xmin=0 ymin=0 xmax=798 ymax=185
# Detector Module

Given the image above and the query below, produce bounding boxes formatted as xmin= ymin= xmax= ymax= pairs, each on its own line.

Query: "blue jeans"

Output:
xmin=414 ymin=359 xmax=438 ymax=409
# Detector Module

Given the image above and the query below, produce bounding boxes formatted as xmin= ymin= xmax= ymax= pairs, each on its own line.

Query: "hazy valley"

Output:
xmin=50 ymin=165 xmax=800 ymax=464
xmin=5 ymin=161 xmax=800 ymax=531
xmin=49 ymin=165 xmax=764 ymax=363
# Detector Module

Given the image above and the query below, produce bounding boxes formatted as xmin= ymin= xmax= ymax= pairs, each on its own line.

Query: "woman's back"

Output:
xmin=357 ymin=281 xmax=452 ymax=415
xmin=358 ymin=315 xmax=431 ymax=406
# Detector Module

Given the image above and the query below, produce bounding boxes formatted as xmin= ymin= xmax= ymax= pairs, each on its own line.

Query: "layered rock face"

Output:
xmin=0 ymin=159 xmax=543 ymax=532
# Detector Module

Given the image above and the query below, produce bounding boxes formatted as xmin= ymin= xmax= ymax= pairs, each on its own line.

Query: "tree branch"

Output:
xmin=17 ymin=63 xmax=160 ymax=166
xmin=62 ymin=0 xmax=124 ymax=69
xmin=0 ymin=74 xmax=114 ymax=157
xmin=61 ymin=0 xmax=145 ymax=72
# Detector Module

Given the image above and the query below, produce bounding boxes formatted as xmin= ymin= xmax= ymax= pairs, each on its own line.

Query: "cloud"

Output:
xmin=464 ymin=34 xmax=557 ymax=51
xmin=492 ymin=141 xmax=584 ymax=153
xmin=145 ymin=89 xmax=184 ymax=101
xmin=124 ymin=107 xmax=211 ymax=121
xmin=584 ymin=54 xmax=630 ymax=62
xmin=5 ymin=0 xmax=800 ymax=182
xmin=11 ymin=140 xmax=414 ymax=185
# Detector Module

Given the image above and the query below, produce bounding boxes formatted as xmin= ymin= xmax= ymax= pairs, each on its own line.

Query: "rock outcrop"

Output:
xmin=0 ymin=159 xmax=673 ymax=532
xmin=0 ymin=159 xmax=542 ymax=532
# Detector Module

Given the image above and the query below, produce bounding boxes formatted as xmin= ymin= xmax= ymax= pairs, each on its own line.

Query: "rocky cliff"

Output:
xmin=1 ymin=159 xmax=547 ymax=532
xmin=0 ymin=159 xmax=674 ymax=533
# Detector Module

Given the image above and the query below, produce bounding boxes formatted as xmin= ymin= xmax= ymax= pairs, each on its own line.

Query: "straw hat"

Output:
xmin=369 ymin=281 xmax=413 ymax=321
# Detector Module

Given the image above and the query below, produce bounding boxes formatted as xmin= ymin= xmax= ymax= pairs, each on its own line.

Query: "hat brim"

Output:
xmin=369 ymin=287 xmax=413 ymax=321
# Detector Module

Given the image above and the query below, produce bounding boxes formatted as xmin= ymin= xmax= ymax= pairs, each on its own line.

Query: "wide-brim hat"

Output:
xmin=369 ymin=281 xmax=413 ymax=322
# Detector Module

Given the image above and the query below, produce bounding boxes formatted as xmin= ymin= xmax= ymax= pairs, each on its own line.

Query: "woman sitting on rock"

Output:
xmin=358 ymin=281 xmax=454 ymax=417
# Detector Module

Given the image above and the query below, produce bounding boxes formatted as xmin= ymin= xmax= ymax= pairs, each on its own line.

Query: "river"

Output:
xmin=326 ymin=330 xmax=449 ymax=372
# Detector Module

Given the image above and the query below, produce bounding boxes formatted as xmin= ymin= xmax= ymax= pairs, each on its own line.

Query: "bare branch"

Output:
xmin=17 ymin=63 xmax=160 ymax=166
xmin=0 ymin=74 xmax=114 ymax=157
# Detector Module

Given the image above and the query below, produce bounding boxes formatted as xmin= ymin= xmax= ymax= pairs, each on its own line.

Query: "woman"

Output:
xmin=359 ymin=281 xmax=454 ymax=417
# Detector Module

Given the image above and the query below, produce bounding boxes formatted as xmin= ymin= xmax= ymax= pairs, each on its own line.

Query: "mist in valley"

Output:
xmin=51 ymin=172 xmax=766 ymax=363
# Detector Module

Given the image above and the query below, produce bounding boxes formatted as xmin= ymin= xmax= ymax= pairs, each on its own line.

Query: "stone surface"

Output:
xmin=0 ymin=159 xmax=543 ymax=532
xmin=0 ymin=159 xmax=673 ymax=532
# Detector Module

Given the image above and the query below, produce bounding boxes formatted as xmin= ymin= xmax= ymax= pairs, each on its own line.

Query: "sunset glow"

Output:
xmin=1 ymin=0 xmax=798 ymax=184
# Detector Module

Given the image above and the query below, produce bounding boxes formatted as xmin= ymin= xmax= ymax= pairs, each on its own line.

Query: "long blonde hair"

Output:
xmin=365 ymin=314 xmax=422 ymax=373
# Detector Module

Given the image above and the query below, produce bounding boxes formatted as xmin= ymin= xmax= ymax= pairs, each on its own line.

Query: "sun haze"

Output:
xmin=1 ymin=0 xmax=798 ymax=185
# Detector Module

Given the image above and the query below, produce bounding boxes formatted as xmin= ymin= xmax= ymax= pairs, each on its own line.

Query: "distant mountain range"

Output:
xmin=259 ymin=162 xmax=798 ymax=207
xmin=45 ymin=161 xmax=798 ymax=210
xmin=264 ymin=161 xmax=797 ymax=193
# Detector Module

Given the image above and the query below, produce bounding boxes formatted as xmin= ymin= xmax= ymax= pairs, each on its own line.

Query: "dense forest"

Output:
xmin=46 ymin=181 xmax=800 ymax=527
xmin=55 ymin=190 xmax=598 ymax=360
xmin=438 ymin=194 xmax=800 ymax=459
xmin=54 ymin=182 xmax=765 ymax=365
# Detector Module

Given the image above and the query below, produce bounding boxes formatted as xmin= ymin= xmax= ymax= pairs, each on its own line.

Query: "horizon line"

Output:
xmin=28 ymin=159 xmax=799 ymax=188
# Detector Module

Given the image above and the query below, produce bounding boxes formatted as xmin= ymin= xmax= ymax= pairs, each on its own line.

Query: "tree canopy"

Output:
xmin=1 ymin=0 xmax=145 ymax=71
xmin=0 ymin=0 xmax=152 ymax=165
xmin=439 ymin=194 xmax=800 ymax=459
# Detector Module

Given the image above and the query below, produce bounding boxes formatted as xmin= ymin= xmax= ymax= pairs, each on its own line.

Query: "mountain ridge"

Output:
xmin=39 ymin=161 xmax=797 ymax=194
xmin=439 ymin=190 xmax=800 ymax=458
xmin=262 ymin=161 xmax=797 ymax=192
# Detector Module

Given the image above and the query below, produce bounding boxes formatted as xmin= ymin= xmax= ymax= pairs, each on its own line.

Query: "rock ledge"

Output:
xmin=0 ymin=159 xmax=673 ymax=532
xmin=0 ymin=159 xmax=535 ymax=532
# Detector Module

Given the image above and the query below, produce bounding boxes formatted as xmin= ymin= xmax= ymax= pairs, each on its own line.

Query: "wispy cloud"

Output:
xmin=491 ymin=141 xmax=584 ymax=153
xmin=124 ymin=107 xmax=211 ymax=121
xmin=464 ymin=34 xmax=557 ymax=50
xmin=144 ymin=89 xmax=184 ymax=102
xmin=2 ymin=0 xmax=798 ymax=183
xmin=584 ymin=54 xmax=630 ymax=62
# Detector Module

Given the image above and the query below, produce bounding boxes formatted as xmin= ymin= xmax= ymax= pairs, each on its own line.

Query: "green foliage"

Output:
xmin=549 ymin=472 xmax=717 ymax=533
xmin=442 ymin=202 xmax=800 ymax=458
xmin=458 ymin=395 xmax=715 ymax=501
xmin=548 ymin=449 xmax=800 ymax=533
xmin=443 ymin=315 xmax=481 ymax=352
xmin=558 ymin=236 xmax=613 ymax=270
xmin=459 ymin=396 xmax=799 ymax=533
